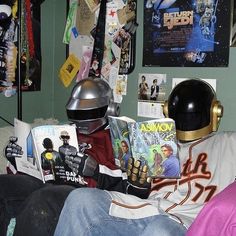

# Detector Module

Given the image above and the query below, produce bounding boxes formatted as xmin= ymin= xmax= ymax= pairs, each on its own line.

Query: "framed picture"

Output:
xmin=143 ymin=0 xmax=231 ymax=67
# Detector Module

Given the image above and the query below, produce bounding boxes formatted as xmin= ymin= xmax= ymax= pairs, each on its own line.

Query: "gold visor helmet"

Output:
xmin=163 ymin=79 xmax=223 ymax=142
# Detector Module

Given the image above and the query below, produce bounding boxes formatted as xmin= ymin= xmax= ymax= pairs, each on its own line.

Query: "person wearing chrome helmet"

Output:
xmin=0 ymin=77 xmax=148 ymax=236
xmin=54 ymin=79 xmax=236 ymax=236
xmin=66 ymin=77 xmax=120 ymax=134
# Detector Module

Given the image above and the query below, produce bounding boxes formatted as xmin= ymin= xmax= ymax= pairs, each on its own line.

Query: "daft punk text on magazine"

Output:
xmin=108 ymin=116 xmax=180 ymax=178
xmin=143 ymin=0 xmax=231 ymax=67
xmin=14 ymin=118 xmax=82 ymax=184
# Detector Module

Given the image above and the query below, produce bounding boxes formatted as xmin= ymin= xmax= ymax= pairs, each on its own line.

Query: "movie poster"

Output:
xmin=143 ymin=0 xmax=231 ymax=67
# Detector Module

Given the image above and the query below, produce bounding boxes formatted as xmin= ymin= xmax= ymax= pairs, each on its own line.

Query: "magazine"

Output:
xmin=108 ymin=116 xmax=180 ymax=178
xmin=108 ymin=116 xmax=135 ymax=169
xmin=14 ymin=118 xmax=81 ymax=184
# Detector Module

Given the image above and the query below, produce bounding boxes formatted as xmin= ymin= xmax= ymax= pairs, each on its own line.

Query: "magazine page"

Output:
xmin=31 ymin=124 xmax=80 ymax=184
xmin=128 ymin=118 xmax=180 ymax=178
xmin=108 ymin=116 xmax=135 ymax=170
xmin=14 ymin=118 xmax=43 ymax=181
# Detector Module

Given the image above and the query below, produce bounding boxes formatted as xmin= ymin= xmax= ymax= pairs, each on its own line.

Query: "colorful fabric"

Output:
xmin=186 ymin=181 xmax=236 ymax=236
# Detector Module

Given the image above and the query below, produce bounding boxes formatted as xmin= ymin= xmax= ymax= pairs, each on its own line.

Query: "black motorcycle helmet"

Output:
xmin=163 ymin=79 xmax=223 ymax=141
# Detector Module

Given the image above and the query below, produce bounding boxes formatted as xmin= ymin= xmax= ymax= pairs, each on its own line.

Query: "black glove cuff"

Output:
xmin=92 ymin=165 xmax=99 ymax=181
xmin=126 ymin=182 xmax=150 ymax=199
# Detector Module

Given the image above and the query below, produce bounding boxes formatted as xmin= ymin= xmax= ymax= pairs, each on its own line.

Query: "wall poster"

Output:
xmin=143 ymin=0 xmax=231 ymax=67
xmin=0 ymin=0 xmax=43 ymax=97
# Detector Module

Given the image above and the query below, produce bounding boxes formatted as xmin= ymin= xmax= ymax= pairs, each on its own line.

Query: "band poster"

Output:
xmin=143 ymin=0 xmax=231 ymax=67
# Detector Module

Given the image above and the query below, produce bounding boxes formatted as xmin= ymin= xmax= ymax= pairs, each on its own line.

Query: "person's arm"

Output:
xmin=65 ymin=153 xmax=151 ymax=198
xmin=126 ymin=157 xmax=151 ymax=199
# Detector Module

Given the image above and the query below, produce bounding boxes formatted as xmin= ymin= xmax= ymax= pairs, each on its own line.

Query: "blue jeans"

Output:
xmin=54 ymin=188 xmax=186 ymax=236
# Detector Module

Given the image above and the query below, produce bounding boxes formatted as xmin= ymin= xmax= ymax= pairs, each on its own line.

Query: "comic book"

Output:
xmin=108 ymin=116 xmax=180 ymax=178
xmin=14 ymin=118 xmax=81 ymax=184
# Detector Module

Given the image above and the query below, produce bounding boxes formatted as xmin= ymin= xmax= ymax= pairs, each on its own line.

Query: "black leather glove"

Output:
xmin=126 ymin=157 xmax=151 ymax=199
xmin=65 ymin=150 xmax=98 ymax=178
xmin=4 ymin=136 xmax=23 ymax=169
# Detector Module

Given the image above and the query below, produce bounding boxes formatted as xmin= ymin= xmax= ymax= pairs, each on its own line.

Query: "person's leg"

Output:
xmin=13 ymin=184 xmax=75 ymax=236
xmin=142 ymin=216 xmax=186 ymax=236
xmin=0 ymin=174 xmax=44 ymax=236
xmin=54 ymin=188 xmax=186 ymax=236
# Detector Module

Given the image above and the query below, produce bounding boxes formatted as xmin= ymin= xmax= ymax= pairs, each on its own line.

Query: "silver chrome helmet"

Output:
xmin=66 ymin=77 xmax=120 ymax=134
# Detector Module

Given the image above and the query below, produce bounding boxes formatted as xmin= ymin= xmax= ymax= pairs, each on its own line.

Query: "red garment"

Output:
xmin=77 ymin=128 xmax=117 ymax=187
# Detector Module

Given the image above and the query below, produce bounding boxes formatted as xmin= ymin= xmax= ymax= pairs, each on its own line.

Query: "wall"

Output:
xmin=1 ymin=0 xmax=236 ymax=133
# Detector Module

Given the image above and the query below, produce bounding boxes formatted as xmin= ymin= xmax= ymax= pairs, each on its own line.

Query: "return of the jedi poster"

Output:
xmin=143 ymin=0 xmax=232 ymax=67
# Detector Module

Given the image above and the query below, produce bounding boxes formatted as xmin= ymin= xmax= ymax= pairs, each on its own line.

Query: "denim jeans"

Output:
xmin=0 ymin=174 xmax=75 ymax=236
xmin=54 ymin=188 xmax=187 ymax=236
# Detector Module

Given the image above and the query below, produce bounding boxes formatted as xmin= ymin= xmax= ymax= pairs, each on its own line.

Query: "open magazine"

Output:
xmin=108 ymin=116 xmax=180 ymax=178
xmin=14 ymin=118 xmax=81 ymax=184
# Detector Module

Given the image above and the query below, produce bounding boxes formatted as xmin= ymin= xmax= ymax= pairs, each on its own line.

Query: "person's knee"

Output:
xmin=67 ymin=188 xmax=98 ymax=203
xmin=65 ymin=188 xmax=110 ymax=210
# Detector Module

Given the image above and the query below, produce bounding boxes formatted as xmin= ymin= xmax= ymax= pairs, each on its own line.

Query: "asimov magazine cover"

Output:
xmin=128 ymin=118 xmax=180 ymax=178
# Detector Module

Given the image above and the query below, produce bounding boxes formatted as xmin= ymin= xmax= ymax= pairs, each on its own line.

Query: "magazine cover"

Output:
xmin=14 ymin=118 xmax=81 ymax=184
xmin=128 ymin=118 xmax=180 ymax=178
xmin=108 ymin=116 xmax=135 ymax=170
xmin=31 ymin=124 xmax=79 ymax=183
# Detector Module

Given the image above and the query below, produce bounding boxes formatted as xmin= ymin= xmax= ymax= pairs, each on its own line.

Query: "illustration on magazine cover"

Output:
xmin=31 ymin=125 xmax=79 ymax=183
xmin=108 ymin=116 xmax=134 ymax=170
xmin=128 ymin=119 xmax=180 ymax=178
